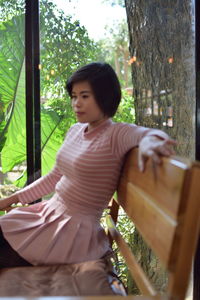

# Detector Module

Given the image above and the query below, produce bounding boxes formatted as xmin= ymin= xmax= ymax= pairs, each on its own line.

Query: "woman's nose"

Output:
xmin=74 ymin=97 xmax=81 ymax=107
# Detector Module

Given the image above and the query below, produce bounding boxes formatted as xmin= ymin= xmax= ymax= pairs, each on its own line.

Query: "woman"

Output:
xmin=0 ymin=62 xmax=175 ymax=268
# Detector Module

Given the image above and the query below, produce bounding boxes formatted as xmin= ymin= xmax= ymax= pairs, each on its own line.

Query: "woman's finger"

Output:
xmin=165 ymin=138 xmax=177 ymax=146
xmin=156 ymin=146 xmax=174 ymax=156
xmin=138 ymin=150 xmax=157 ymax=172
xmin=138 ymin=150 xmax=144 ymax=172
xmin=151 ymin=152 xmax=162 ymax=164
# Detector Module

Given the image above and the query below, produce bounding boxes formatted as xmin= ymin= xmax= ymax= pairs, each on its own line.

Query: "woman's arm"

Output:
xmin=0 ymin=126 xmax=77 ymax=209
xmin=112 ymin=123 xmax=176 ymax=168
xmin=0 ymin=166 xmax=62 ymax=209
xmin=0 ymin=193 xmax=19 ymax=211
xmin=0 ymin=165 xmax=63 ymax=210
xmin=15 ymin=165 xmax=62 ymax=205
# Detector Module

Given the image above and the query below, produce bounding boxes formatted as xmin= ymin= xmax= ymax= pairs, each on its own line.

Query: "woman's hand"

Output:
xmin=138 ymin=135 xmax=176 ymax=172
xmin=0 ymin=194 xmax=19 ymax=211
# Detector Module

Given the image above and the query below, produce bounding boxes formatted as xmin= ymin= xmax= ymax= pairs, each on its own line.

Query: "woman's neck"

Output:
xmin=87 ymin=117 xmax=109 ymax=132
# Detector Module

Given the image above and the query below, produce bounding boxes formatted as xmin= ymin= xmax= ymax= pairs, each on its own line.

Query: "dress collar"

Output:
xmin=82 ymin=119 xmax=112 ymax=138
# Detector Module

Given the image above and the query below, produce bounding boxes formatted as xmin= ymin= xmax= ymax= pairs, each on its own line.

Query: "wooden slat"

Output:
xmin=109 ymin=197 xmax=119 ymax=224
xmin=167 ymin=164 xmax=200 ymax=299
xmin=107 ymin=198 xmax=119 ymax=245
xmin=106 ymin=215 xmax=157 ymax=297
xmin=119 ymin=148 xmax=190 ymax=219
xmin=113 ymin=149 xmax=200 ymax=300
xmin=117 ymin=180 xmax=177 ymax=266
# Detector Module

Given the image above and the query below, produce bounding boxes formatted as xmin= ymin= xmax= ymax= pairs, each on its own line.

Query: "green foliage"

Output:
xmin=97 ymin=20 xmax=131 ymax=88
xmin=0 ymin=0 xmax=24 ymax=21
xmin=39 ymin=0 xmax=102 ymax=95
xmin=113 ymin=208 xmax=135 ymax=285
xmin=0 ymin=14 xmax=65 ymax=187
xmin=101 ymin=206 xmax=136 ymax=289
xmin=0 ymin=15 xmax=25 ymax=152
xmin=113 ymin=90 xmax=135 ymax=124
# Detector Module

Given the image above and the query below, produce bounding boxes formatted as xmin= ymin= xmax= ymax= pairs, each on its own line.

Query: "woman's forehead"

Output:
xmin=72 ymin=81 xmax=92 ymax=93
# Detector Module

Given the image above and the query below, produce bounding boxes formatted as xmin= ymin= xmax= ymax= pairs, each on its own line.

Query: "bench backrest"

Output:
xmin=107 ymin=147 xmax=200 ymax=300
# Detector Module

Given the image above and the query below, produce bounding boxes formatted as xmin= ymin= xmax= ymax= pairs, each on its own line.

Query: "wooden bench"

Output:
xmin=0 ymin=148 xmax=199 ymax=300
xmin=107 ymin=148 xmax=200 ymax=300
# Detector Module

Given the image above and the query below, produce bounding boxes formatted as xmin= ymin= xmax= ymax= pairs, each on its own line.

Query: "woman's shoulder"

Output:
xmin=109 ymin=122 xmax=142 ymax=144
xmin=65 ymin=122 xmax=85 ymax=139
xmin=69 ymin=122 xmax=83 ymax=131
xmin=111 ymin=121 xmax=137 ymax=132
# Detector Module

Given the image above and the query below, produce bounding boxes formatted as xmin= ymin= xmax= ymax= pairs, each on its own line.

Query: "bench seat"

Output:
xmin=0 ymin=258 xmax=126 ymax=297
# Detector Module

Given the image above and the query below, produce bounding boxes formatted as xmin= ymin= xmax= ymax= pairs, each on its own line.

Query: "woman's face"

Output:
xmin=71 ymin=81 xmax=107 ymax=130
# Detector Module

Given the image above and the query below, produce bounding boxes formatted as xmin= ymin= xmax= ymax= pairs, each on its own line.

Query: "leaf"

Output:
xmin=14 ymin=110 xmax=64 ymax=187
xmin=0 ymin=121 xmax=7 ymax=151
xmin=1 ymin=57 xmax=26 ymax=173
xmin=40 ymin=108 xmax=64 ymax=174
xmin=0 ymin=15 xmax=64 ymax=186
xmin=14 ymin=169 xmax=27 ymax=187
xmin=0 ymin=15 xmax=25 ymax=149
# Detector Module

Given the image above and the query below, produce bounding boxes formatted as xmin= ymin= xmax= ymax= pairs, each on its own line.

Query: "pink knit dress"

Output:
xmin=0 ymin=119 xmax=168 ymax=265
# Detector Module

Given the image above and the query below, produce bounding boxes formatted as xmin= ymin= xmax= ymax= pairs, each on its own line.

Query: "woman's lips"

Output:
xmin=76 ymin=112 xmax=85 ymax=116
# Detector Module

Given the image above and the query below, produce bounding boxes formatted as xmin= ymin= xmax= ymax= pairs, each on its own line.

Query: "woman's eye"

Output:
xmin=82 ymin=95 xmax=89 ymax=99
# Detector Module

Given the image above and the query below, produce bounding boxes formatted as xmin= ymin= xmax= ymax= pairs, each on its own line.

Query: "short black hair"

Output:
xmin=66 ymin=62 xmax=121 ymax=117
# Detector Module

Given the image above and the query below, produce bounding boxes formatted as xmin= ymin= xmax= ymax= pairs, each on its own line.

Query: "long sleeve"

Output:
xmin=111 ymin=123 xmax=169 ymax=159
xmin=16 ymin=165 xmax=62 ymax=204
xmin=15 ymin=125 xmax=79 ymax=205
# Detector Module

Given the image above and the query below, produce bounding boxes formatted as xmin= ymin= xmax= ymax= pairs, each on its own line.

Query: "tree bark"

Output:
xmin=125 ymin=0 xmax=195 ymax=158
xmin=124 ymin=0 xmax=196 ymax=294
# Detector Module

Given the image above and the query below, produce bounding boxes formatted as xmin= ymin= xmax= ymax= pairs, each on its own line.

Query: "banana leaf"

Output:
xmin=0 ymin=15 xmax=64 ymax=187
xmin=0 ymin=16 xmax=24 ymax=151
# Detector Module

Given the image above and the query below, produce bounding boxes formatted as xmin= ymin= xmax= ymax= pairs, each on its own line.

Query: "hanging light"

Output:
xmin=168 ymin=57 xmax=174 ymax=64
xmin=128 ymin=56 xmax=137 ymax=65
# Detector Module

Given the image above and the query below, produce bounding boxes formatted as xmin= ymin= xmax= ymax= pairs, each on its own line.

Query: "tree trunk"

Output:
xmin=125 ymin=0 xmax=195 ymax=158
xmin=124 ymin=0 xmax=196 ymax=294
